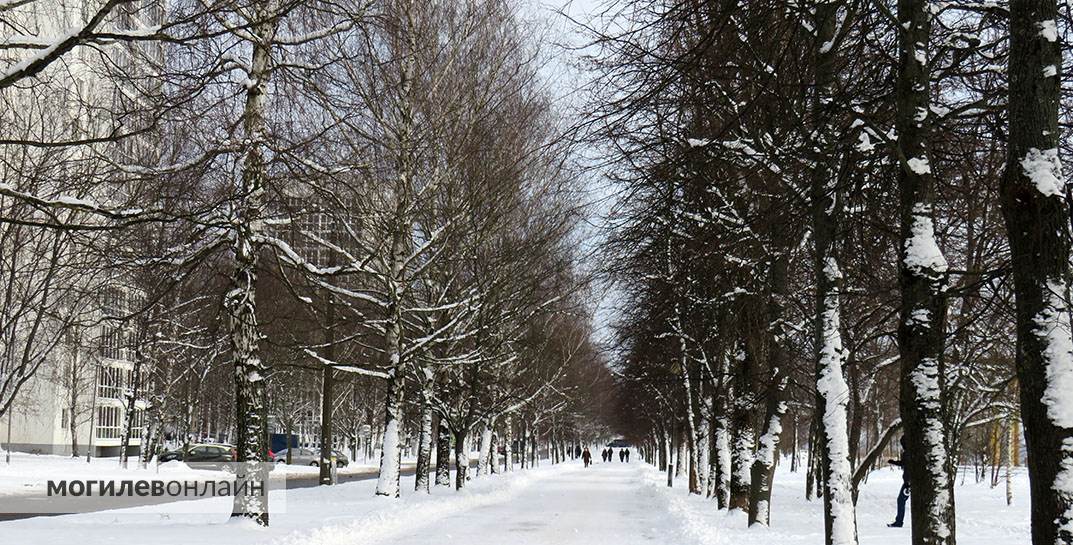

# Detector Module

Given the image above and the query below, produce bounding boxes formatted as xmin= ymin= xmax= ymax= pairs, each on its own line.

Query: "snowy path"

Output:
xmin=385 ymin=463 xmax=662 ymax=545
xmin=0 ymin=459 xmax=1031 ymax=545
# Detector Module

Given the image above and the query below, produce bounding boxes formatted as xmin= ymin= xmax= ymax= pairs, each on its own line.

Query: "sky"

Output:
xmin=525 ymin=0 xmax=628 ymax=358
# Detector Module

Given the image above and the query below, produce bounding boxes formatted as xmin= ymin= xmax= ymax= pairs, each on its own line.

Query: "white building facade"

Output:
xmin=0 ymin=0 xmax=158 ymax=457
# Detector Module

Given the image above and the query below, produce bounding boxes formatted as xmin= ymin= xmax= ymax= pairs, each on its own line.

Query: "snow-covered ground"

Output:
xmin=0 ymin=460 xmax=552 ymax=544
xmin=0 ymin=457 xmax=1030 ymax=544
xmin=648 ymin=464 xmax=1030 ymax=545
xmin=0 ymin=452 xmax=222 ymax=497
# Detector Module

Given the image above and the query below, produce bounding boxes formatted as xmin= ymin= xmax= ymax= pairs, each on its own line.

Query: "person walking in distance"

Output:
xmin=624 ymin=448 xmax=630 ymax=463
xmin=582 ymin=447 xmax=592 ymax=467
xmin=887 ymin=457 xmax=909 ymax=528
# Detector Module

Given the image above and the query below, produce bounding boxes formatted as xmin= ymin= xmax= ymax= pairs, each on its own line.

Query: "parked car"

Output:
xmin=273 ymin=447 xmax=349 ymax=467
xmin=158 ymin=443 xmax=236 ymax=464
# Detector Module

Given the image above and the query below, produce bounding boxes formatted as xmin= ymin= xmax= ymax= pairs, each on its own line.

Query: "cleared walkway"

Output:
xmin=388 ymin=462 xmax=664 ymax=545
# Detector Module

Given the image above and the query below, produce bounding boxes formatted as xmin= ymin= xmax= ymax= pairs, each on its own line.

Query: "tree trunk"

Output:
xmin=652 ymin=424 xmax=660 ymax=472
xmin=1002 ymin=2 xmax=1073 ymax=543
xmin=679 ymin=345 xmax=702 ymax=494
xmin=678 ymin=424 xmax=686 ymax=476
xmin=319 ymin=296 xmax=336 ymax=486
xmin=286 ymin=422 xmax=293 ymax=465
xmin=848 ymin=355 xmax=863 ymax=468
xmin=713 ymin=408 xmax=731 ymax=509
xmin=806 ymin=416 xmax=817 ymax=501
xmin=454 ymin=428 xmax=469 ymax=490
xmin=748 ymin=373 xmax=787 ymax=525
xmin=790 ymin=412 xmax=799 ymax=473
xmin=226 ymin=0 xmax=276 ymax=526
xmin=476 ymin=420 xmax=493 ymax=477
xmin=810 ymin=3 xmax=856 ymax=543
xmin=119 ymin=344 xmax=144 ymax=469
xmin=141 ymin=397 xmax=162 ymax=468
xmin=414 ymin=372 xmax=434 ymax=492
xmin=504 ymin=417 xmax=513 ymax=472
xmin=435 ymin=416 xmax=452 ymax=486
xmin=375 ymin=12 xmax=415 ymax=491
xmin=520 ymin=419 xmax=529 ymax=469
xmin=374 ymin=221 xmax=407 ymax=498
xmin=374 ymin=364 xmax=404 ymax=497
xmin=656 ymin=426 xmax=667 ymax=472
xmin=68 ymin=354 xmax=80 ymax=458
xmin=696 ymin=413 xmax=709 ymax=493
xmin=318 ymin=367 xmax=335 ymax=485
xmin=894 ymin=2 xmax=956 ymax=543
xmin=748 ymin=254 xmax=791 ymax=526
xmin=1006 ymin=416 xmax=1016 ymax=506
xmin=729 ymin=344 xmax=753 ymax=511
xmin=489 ymin=427 xmax=499 ymax=474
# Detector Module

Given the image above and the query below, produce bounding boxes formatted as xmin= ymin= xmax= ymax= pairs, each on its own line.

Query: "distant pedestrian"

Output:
xmin=575 ymin=445 xmax=582 ymax=459
xmin=618 ymin=449 xmax=624 ymax=462
xmin=582 ymin=447 xmax=592 ymax=467
xmin=887 ymin=458 xmax=909 ymax=528
xmin=601 ymin=448 xmax=608 ymax=462
xmin=624 ymin=448 xmax=630 ymax=463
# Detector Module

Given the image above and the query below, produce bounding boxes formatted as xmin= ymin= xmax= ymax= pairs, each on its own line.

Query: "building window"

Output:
xmin=95 ymin=406 xmax=121 ymax=440
xmin=97 ymin=366 xmax=126 ymax=399
xmin=100 ymin=325 xmax=125 ymax=361
xmin=130 ymin=408 xmax=146 ymax=438
xmin=100 ymin=287 xmax=127 ymax=318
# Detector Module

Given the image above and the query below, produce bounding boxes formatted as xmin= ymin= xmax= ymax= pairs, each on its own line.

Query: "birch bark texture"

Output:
xmin=228 ymin=0 xmax=279 ymax=525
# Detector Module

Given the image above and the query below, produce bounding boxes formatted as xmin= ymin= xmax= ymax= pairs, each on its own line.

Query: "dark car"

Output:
xmin=158 ymin=443 xmax=236 ymax=464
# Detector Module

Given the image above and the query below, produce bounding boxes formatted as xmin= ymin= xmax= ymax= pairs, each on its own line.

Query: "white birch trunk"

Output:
xmin=228 ymin=1 xmax=277 ymax=525
xmin=714 ymin=415 xmax=731 ymax=507
xmin=374 ymin=203 xmax=409 ymax=497
xmin=697 ymin=406 xmax=710 ymax=493
xmin=815 ymin=258 xmax=857 ymax=545
xmin=374 ymin=361 xmax=404 ymax=497
xmin=476 ymin=421 xmax=493 ymax=477
xmin=504 ymin=417 xmax=513 ymax=472
xmin=414 ymin=370 xmax=434 ymax=493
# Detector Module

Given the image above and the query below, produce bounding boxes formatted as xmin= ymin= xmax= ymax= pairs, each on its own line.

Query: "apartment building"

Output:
xmin=0 ymin=0 xmax=160 ymax=458
xmin=0 ymin=284 xmax=149 ymax=457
